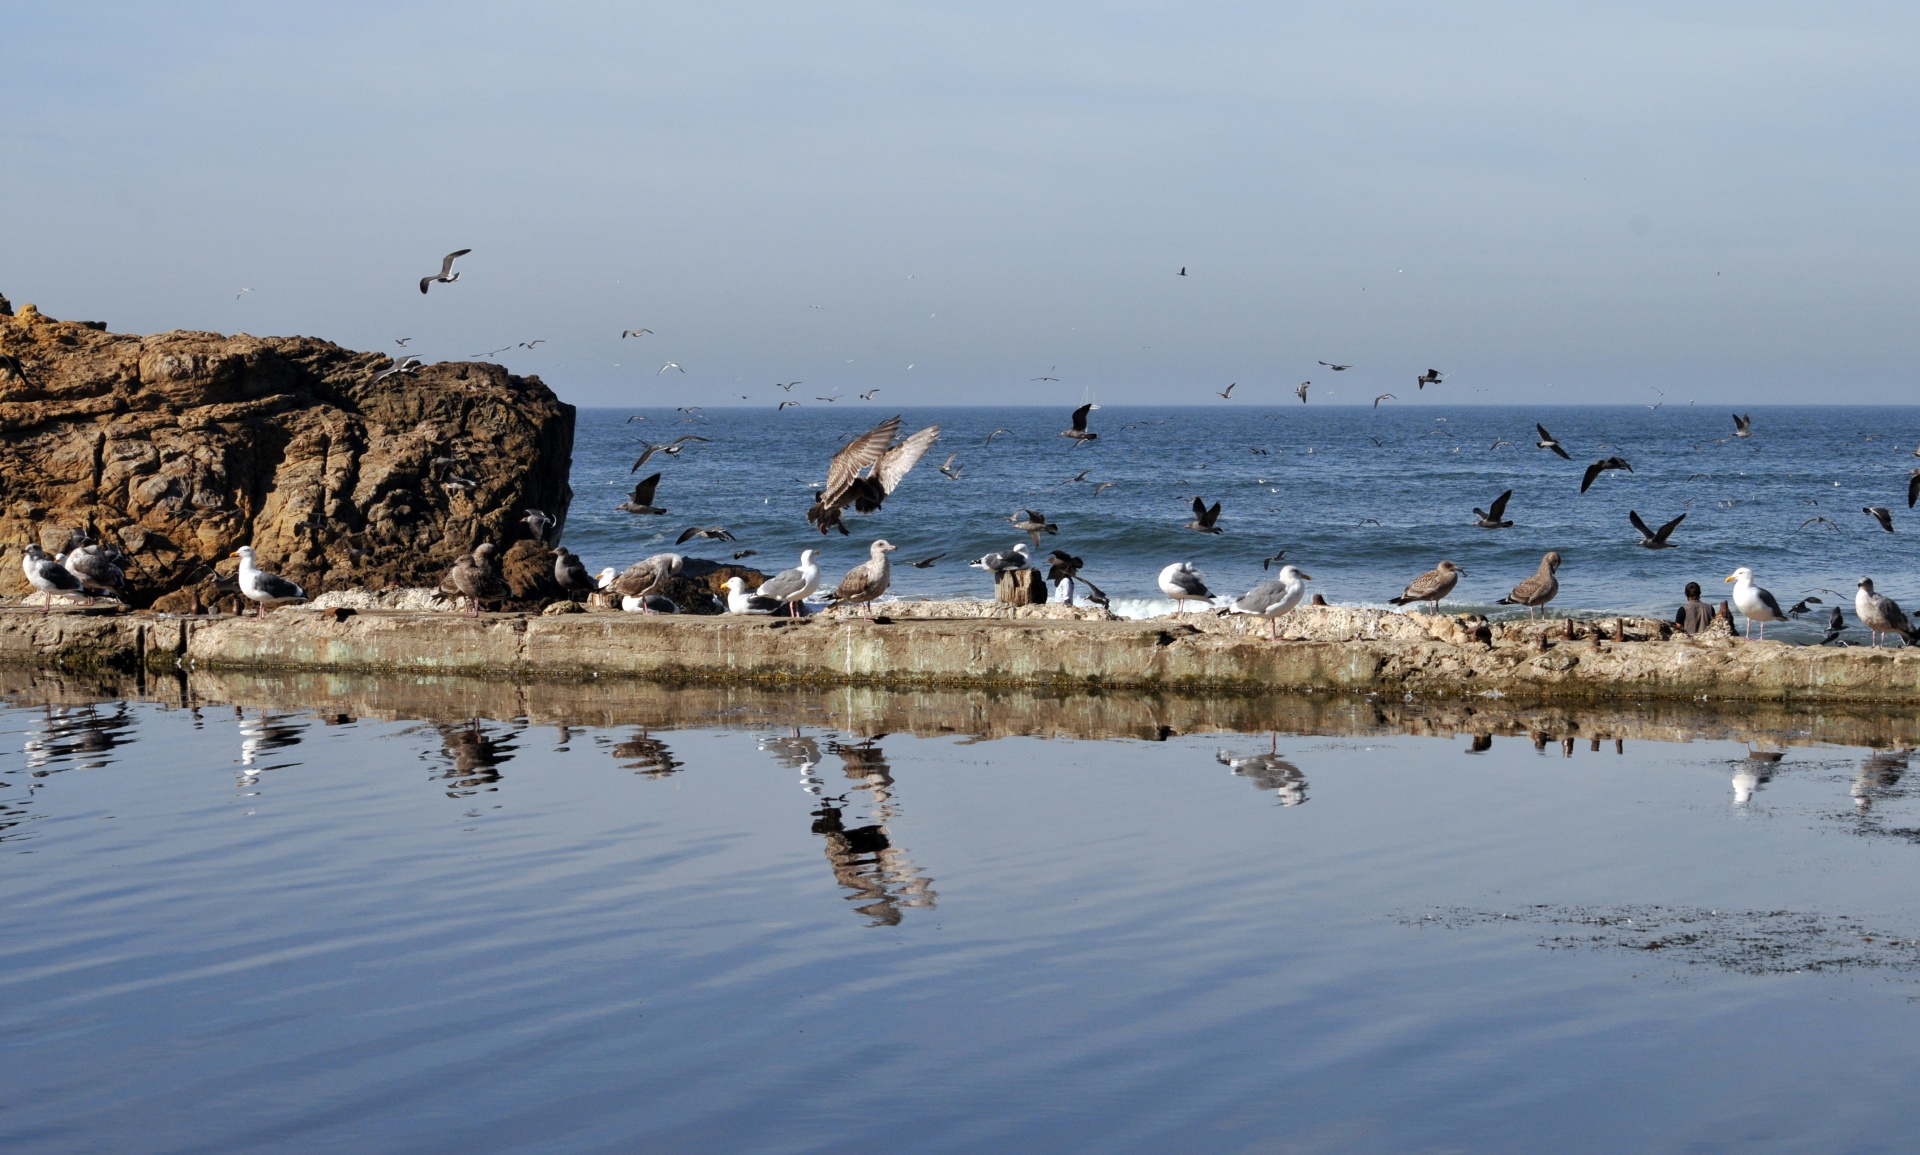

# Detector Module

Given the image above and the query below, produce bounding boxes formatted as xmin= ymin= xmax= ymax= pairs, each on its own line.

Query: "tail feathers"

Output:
xmin=1387 ymin=595 xmax=1415 ymax=605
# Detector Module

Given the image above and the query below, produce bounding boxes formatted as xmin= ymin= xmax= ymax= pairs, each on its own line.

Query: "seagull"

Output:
xmin=552 ymin=547 xmax=596 ymax=603
xmin=969 ymin=543 xmax=1031 ymax=574
xmin=521 ymin=509 xmax=557 ymax=542
xmin=394 ymin=337 xmax=412 ymax=346
xmin=777 ymin=401 xmax=801 ymax=410
xmin=1032 ymin=375 xmax=1059 ymax=382
xmin=1061 ymin=403 xmax=1099 ymax=446
xmin=824 ymin=540 xmax=898 ymax=618
xmin=775 ymin=381 xmax=801 ymax=391
xmin=19 ymin=544 xmax=87 ymax=614
xmin=1059 ymin=468 xmax=1092 ymax=485
xmin=518 ymin=340 xmax=545 ymax=349
xmin=1296 ymin=382 xmax=1310 ymax=404
xmin=442 ymin=550 xmax=510 ymax=617
xmin=235 ymin=287 xmax=253 ymax=300
xmin=1499 ymin=551 xmax=1563 ymax=619
xmin=1725 ymin=566 xmax=1787 ymax=640
xmin=1216 ymin=383 xmax=1237 ymax=399
xmin=631 ymin=435 xmax=710 ymax=470
xmin=1908 ymin=469 xmax=1920 ymax=508
xmin=939 ymin=453 xmax=962 ymax=480
xmin=1389 ymin=560 xmax=1463 ymax=612
xmin=232 ymin=546 xmax=307 ymax=615
xmin=1821 ymin=606 xmax=1847 ymax=645
xmin=617 ymin=474 xmax=667 ymax=515
xmin=1232 ymin=566 xmax=1313 ymax=640
xmin=1319 ymin=361 xmax=1351 ymax=371
xmin=986 ymin=428 xmax=1012 ymax=445
xmin=658 ymin=362 xmax=683 ymax=374
xmin=1473 ymin=490 xmax=1513 ymax=529
xmin=1580 ymin=456 xmax=1633 ymax=493
xmin=371 ymin=356 xmax=422 ymax=383
xmin=859 ymin=389 xmax=880 ymax=400
xmin=1799 ymin=516 xmax=1839 ymax=532
xmin=1043 ymin=549 xmax=1085 ymax=602
xmin=1855 ymin=578 xmax=1919 ymax=647
xmin=905 ymin=554 xmax=943 ymax=569
xmin=1178 ymin=267 xmax=1187 ymax=276
xmin=1093 ymin=481 xmax=1117 ymax=496
xmin=675 ymin=525 xmax=736 ymax=544
xmin=419 ymin=249 xmax=470 ymax=293
xmin=1535 ymin=423 xmax=1572 ymax=460
xmin=1416 ymin=369 xmax=1443 ymax=389
xmin=1261 ymin=549 xmax=1288 ymax=570
xmin=607 ymin=553 xmax=683 ymax=613
xmin=1185 ymin=496 xmax=1223 ymax=534
xmin=752 ymin=544 xmax=821 ymax=610
xmin=1733 ymin=413 xmax=1753 ymax=438
xmin=732 ymin=549 xmax=757 ymax=560
xmin=60 ymin=531 xmax=125 ymax=598
xmin=1629 ymin=510 xmax=1685 ymax=549
xmin=723 ymin=576 xmax=782 ymax=615
xmin=1373 ymin=393 xmax=1395 ymax=409
xmin=1158 ymin=562 xmax=1214 ymax=613
xmin=816 ymin=394 xmax=841 ymax=403
xmin=677 ymin=406 xmax=702 ymax=415
xmin=1864 ymin=506 xmax=1895 ymax=532
xmin=1009 ymin=509 xmax=1058 ymax=547
xmin=1787 ymin=596 xmax=1824 ymax=618
xmin=806 ymin=415 xmax=941 ymax=534
xmin=621 ymin=328 xmax=653 ymax=339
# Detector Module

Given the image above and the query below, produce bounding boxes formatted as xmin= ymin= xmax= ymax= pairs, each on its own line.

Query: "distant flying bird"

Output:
xmin=394 ymin=337 xmax=412 ymax=346
xmin=1062 ymin=403 xmax=1099 ymax=446
xmin=1093 ymin=482 xmax=1117 ymax=496
xmin=371 ymin=356 xmax=422 ymax=383
xmin=676 ymin=525 xmax=736 ymax=544
xmin=518 ymin=340 xmax=544 ymax=349
xmin=775 ymin=381 xmax=801 ymax=391
xmin=1373 ymin=393 xmax=1395 ymax=409
xmin=1060 ymin=468 xmax=1092 ymax=484
xmin=1178 ymin=267 xmax=1187 ymax=276
xmin=1473 ymin=490 xmax=1513 ymax=529
xmin=621 ymin=328 xmax=653 ymax=338
xmin=1416 ymin=369 xmax=1443 ymax=389
xmin=816 ymin=394 xmax=841 ymax=403
xmin=677 ymin=406 xmax=702 ymax=414
xmin=521 ymin=509 xmax=557 ymax=542
xmin=235 ymin=287 xmax=253 ymax=300
xmin=419 ymin=248 xmax=471 ymax=294
xmin=1296 ymin=382 xmax=1310 ymax=404
xmin=1261 ymin=549 xmax=1288 ymax=570
xmin=939 ymin=453 xmax=962 ymax=480
xmin=658 ymin=362 xmax=683 ymax=374
xmin=986 ymin=428 xmax=1012 ymax=445
xmin=1009 ymin=509 xmax=1059 ymax=547
xmin=905 ymin=554 xmax=943 ymax=569
xmin=631 ymin=435 xmax=710 ymax=471
xmin=1216 ymin=383 xmax=1237 ymax=399
xmin=1185 ymin=496 xmax=1223 ymax=534
xmin=777 ymin=401 xmax=800 ymax=410
xmin=1535 ymin=424 xmax=1572 ymax=460
xmin=859 ymin=389 xmax=880 ymax=400
xmin=1630 ymin=510 xmax=1686 ymax=549
xmin=1319 ymin=361 xmax=1351 ymax=371
xmin=1580 ymin=456 xmax=1634 ymax=493
xmin=806 ymin=415 xmax=941 ymax=534
xmin=1865 ymin=505 xmax=1895 ymax=532
xmin=1032 ymin=375 xmax=1059 ymax=382
xmin=733 ymin=549 xmax=758 ymax=560
xmin=1733 ymin=413 xmax=1753 ymax=438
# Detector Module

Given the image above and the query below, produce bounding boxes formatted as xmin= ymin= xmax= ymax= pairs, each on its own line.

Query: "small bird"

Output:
xmin=1093 ymin=482 xmax=1117 ymax=496
xmin=1062 ymin=403 xmax=1099 ymax=446
xmin=658 ymin=362 xmax=683 ymax=374
xmin=775 ymin=381 xmax=801 ymax=391
xmin=518 ymin=340 xmax=545 ymax=349
xmin=1473 ymin=490 xmax=1513 ymax=529
xmin=1372 ymin=393 xmax=1395 ymax=409
xmin=1261 ymin=549 xmax=1288 ymax=570
xmin=394 ymin=337 xmax=412 ymax=346
xmin=1725 ymin=567 xmax=1788 ymax=640
xmin=1157 ymin=562 xmax=1214 ymax=613
xmin=1864 ymin=505 xmax=1895 ymax=533
xmin=617 ymin=474 xmax=667 ymax=515
xmin=905 ymin=554 xmax=943 ymax=569
xmin=1821 ymin=606 xmax=1847 ymax=645
xmin=816 ymin=394 xmax=841 ymax=403
xmin=371 ymin=356 xmax=422 ymax=383
xmin=859 ymin=389 xmax=880 ymax=400
xmin=1059 ymin=468 xmax=1092 ymax=485
xmin=235 ymin=287 xmax=253 ymax=300
xmin=419 ymin=248 xmax=471 ymax=293
xmin=722 ymin=576 xmax=782 ymax=615
xmin=1319 ymin=361 xmax=1351 ymax=371
xmin=986 ymin=428 xmax=1013 ymax=444
xmin=1499 ymin=551 xmax=1563 ymax=618
xmin=1390 ymin=561 xmax=1463 ymax=612
xmin=1232 ymin=566 xmax=1313 ymax=641
xmin=1009 ymin=509 xmax=1058 ymax=547
xmin=1788 ymin=596 xmax=1825 ymax=618
xmin=969 ymin=543 xmax=1031 ymax=574
xmin=1216 ymin=383 xmax=1237 ymax=400
xmin=552 ymin=547 xmax=596 ymax=603
xmin=1178 ymin=267 xmax=1187 ymax=276
xmin=521 ymin=509 xmax=557 ymax=542
xmin=675 ymin=525 xmax=736 ymax=544
xmin=1535 ymin=423 xmax=1572 ymax=460
xmin=232 ymin=546 xmax=308 ymax=616
xmin=1733 ymin=413 xmax=1753 ymax=438
xmin=1629 ymin=510 xmax=1685 ymax=548
xmin=778 ymin=401 xmax=801 ymax=410
xmin=621 ymin=328 xmax=653 ymax=338
xmin=1580 ymin=456 xmax=1633 ymax=493
xmin=1416 ymin=369 xmax=1443 ymax=389
xmin=939 ymin=453 xmax=962 ymax=480
xmin=632 ymin=435 xmax=710 ymax=470
xmin=677 ymin=406 xmax=702 ymax=415
xmin=1185 ymin=496 xmax=1223 ymax=534
xmin=1032 ymin=375 xmax=1059 ymax=382
xmin=1296 ymin=382 xmax=1310 ymax=404
xmin=1855 ymin=577 xmax=1919 ymax=647
xmin=732 ymin=549 xmax=758 ymax=560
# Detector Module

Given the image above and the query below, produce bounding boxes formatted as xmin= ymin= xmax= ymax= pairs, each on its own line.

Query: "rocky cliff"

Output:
xmin=0 ymin=296 xmax=574 ymax=608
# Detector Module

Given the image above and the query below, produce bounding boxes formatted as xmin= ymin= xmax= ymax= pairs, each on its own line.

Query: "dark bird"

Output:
xmin=1032 ymin=375 xmax=1059 ymax=382
xmin=1261 ymin=549 xmax=1288 ymax=570
xmin=1373 ymin=393 xmax=1395 ymax=409
xmin=1630 ymin=510 xmax=1685 ymax=549
xmin=806 ymin=415 xmax=942 ymax=534
xmin=394 ymin=337 xmax=412 ymax=346
xmin=1535 ymin=423 xmax=1572 ymax=460
xmin=1799 ymin=516 xmax=1839 ymax=531
xmin=1060 ymin=468 xmax=1092 ymax=485
xmin=905 ymin=554 xmax=943 ymax=569
xmin=1062 ymin=403 xmax=1100 ymax=446
xmin=1908 ymin=469 xmax=1920 ymax=508
xmin=1733 ymin=413 xmax=1753 ymax=438
xmin=419 ymin=248 xmax=470 ymax=293
xmin=777 ymin=400 xmax=801 ymax=410
xmin=1185 ymin=496 xmax=1223 ymax=534
xmin=1319 ymin=361 xmax=1351 ymax=371
xmin=676 ymin=525 xmax=736 ymax=544
xmin=1216 ymin=383 xmax=1237 ymax=400
xmin=1044 ymin=549 xmax=1086 ymax=601
xmin=631 ymin=435 xmax=710 ymax=471
xmin=816 ymin=394 xmax=841 ymax=403
xmin=1821 ymin=606 xmax=1847 ymax=645
xmin=732 ymin=549 xmax=758 ymax=560
xmin=617 ymin=473 xmax=667 ymax=515
xmin=1178 ymin=267 xmax=1187 ymax=276
xmin=1865 ymin=505 xmax=1895 ymax=533
xmin=1389 ymin=560 xmax=1463 ymax=611
xmin=1295 ymin=381 xmax=1310 ymax=404
xmin=518 ymin=340 xmax=545 ymax=349
xmin=1788 ymin=596 xmax=1825 ymax=617
xmin=552 ymin=547 xmax=595 ymax=603
xmin=520 ymin=509 xmax=557 ymax=542
xmin=1416 ymin=369 xmax=1443 ymax=389
xmin=621 ymin=328 xmax=653 ymax=338
xmin=1009 ymin=509 xmax=1058 ymax=547
xmin=1473 ymin=490 xmax=1513 ymax=529
xmin=1580 ymin=456 xmax=1633 ymax=493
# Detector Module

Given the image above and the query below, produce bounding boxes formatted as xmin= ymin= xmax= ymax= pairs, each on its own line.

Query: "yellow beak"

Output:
xmin=1299 ymin=572 xmax=1315 ymax=581
xmin=1724 ymin=574 xmax=1736 ymax=582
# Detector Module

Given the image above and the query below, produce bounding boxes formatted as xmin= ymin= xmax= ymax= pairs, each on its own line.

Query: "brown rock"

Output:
xmin=0 ymin=298 xmax=573 ymax=607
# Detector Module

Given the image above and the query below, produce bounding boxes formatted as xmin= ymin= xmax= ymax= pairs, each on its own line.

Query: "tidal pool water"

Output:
xmin=5 ymin=677 xmax=1920 ymax=1153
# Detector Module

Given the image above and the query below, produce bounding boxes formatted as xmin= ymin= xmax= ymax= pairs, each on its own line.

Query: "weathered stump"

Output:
xmin=995 ymin=568 xmax=1047 ymax=607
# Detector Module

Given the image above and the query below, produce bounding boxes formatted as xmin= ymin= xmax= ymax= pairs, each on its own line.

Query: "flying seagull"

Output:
xmin=631 ymin=435 xmax=710 ymax=471
xmin=1185 ymin=496 xmax=1223 ymax=534
xmin=520 ymin=509 xmax=557 ymax=542
xmin=658 ymin=362 xmax=683 ymax=374
xmin=806 ymin=415 xmax=941 ymax=534
xmin=1416 ymin=369 xmax=1443 ymax=389
xmin=1580 ymin=456 xmax=1633 ymax=493
xmin=1261 ymin=549 xmax=1288 ymax=570
xmin=1216 ymin=383 xmax=1237 ymax=400
xmin=1908 ymin=469 xmax=1920 ymax=508
xmin=1373 ymin=393 xmax=1395 ymax=409
xmin=372 ymin=356 xmax=422 ymax=383
xmin=1062 ymin=403 xmax=1100 ymax=446
xmin=775 ymin=381 xmax=801 ymax=391
xmin=777 ymin=401 xmax=800 ymax=410
xmin=859 ymin=389 xmax=880 ymax=400
xmin=1733 ymin=413 xmax=1753 ymax=438
xmin=1319 ymin=361 xmax=1351 ymax=371
xmin=1865 ymin=505 xmax=1895 ymax=532
xmin=676 ymin=525 xmax=736 ymax=544
xmin=419 ymin=249 xmax=471 ymax=294
xmin=939 ymin=453 xmax=962 ymax=480
xmin=986 ymin=428 xmax=1012 ymax=445
xmin=1630 ymin=510 xmax=1686 ymax=549
xmin=1535 ymin=423 xmax=1572 ymax=460
xmin=1009 ymin=509 xmax=1058 ymax=547
xmin=1473 ymin=490 xmax=1513 ymax=529
xmin=1295 ymin=382 xmax=1310 ymax=404
xmin=621 ymin=328 xmax=653 ymax=338
xmin=905 ymin=554 xmax=943 ymax=569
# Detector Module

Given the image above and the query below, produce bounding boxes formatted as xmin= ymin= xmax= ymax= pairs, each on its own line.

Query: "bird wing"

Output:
xmin=418 ymin=276 xmax=434 ymax=295
xmin=819 ymin=417 xmax=903 ymax=507
xmin=873 ymin=424 xmax=941 ymax=494
xmin=1629 ymin=509 xmax=1654 ymax=539
xmin=630 ymin=473 xmax=661 ymax=504
xmin=1070 ymin=403 xmax=1093 ymax=432
xmin=439 ymin=249 xmax=471 ymax=277
xmin=675 ymin=527 xmax=701 ymax=544
xmin=1234 ymin=580 xmax=1284 ymax=612
xmin=257 ymin=572 xmax=305 ymax=600
xmin=1756 ymin=585 xmax=1787 ymax=620
xmin=1654 ymin=513 xmax=1686 ymax=542
xmin=1204 ymin=501 xmax=1221 ymax=524
xmin=632 ymin=445 xmax=659 ymax=470
xmin=1191 ymin=496 xmax=1207 ymax=519
xmin=1488 ymin=490 xmax=1512 ymax=519
xmin=1909 ymin=473 xmax=1920 ymax=509
xmin=757 ymin=567 xmax=806 ymax=599
xmin=669 ymin=435 xmax=712 ymax=448
xmin=1580 ymin=461 xmax=1604 ymax=492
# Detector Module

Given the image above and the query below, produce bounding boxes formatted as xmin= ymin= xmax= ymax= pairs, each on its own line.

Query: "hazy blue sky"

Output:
xmin=4 ymin=3 xmax=1916 ymax=406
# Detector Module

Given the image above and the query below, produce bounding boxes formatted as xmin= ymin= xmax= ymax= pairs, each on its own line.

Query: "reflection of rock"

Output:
xmin=0 ymin=299 xmax=573 ymax=608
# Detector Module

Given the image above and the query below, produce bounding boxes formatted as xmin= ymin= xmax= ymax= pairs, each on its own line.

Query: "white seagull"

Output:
xmin=1725 ymin=566 xmax=1786 ymax=640
xmin=231 ymin=546 xmax=307 ymax=616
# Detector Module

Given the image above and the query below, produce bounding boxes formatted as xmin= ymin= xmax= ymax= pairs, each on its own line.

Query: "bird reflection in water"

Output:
xmin=1851 ymin=750 xmax=1907 ymax=814
xmin=438 ymin=721 xmax=518 ymax=796
xmin=764 ymin=728 xmax=936 ymax=926
xmin=1217 ymin=733 xmax=1309 ymax=806
xmin=237 ymin=710 xmax=308 ymax=786
xmin=1733 ymin=749 xmax=1785 ymax=807
xmin=23 ymin=703 xmax=136 ymax=774
xmin=610 ymin=728 xmax=683 ymax=778
xmin=1466 ymin=734 xmax=1493 ymax=754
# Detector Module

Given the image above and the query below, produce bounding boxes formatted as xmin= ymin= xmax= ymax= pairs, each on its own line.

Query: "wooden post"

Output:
xmin=995 ymin=568 xmax=1047 ymax=606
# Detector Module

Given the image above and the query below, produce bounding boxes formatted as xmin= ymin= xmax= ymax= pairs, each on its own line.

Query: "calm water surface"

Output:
xmin=6 ymin=686 xmax=1920 ymax=1152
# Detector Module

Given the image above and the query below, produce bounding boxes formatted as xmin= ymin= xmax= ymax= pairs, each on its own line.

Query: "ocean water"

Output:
xmin=7 ymin=679 xmax=1920 ymax=1152
xmin=562 ymin=405 xmax=1920 ymax=635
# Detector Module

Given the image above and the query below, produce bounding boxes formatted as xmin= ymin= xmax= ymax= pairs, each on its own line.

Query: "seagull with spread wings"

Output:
xmin=1630 ymin=510 xmax=1686 ymax=549
xmin=1061 ymin=403 xmax=1099 ymax=446
xmin=419 ymin=249 xmax=470 ymax=294
xmin=806 ymin=415 xmax=942 ymax=534
xmin=618 ymin=473 xmax=667 ymax=515
xmin=631 ymin=435 xmax=710 ymax=471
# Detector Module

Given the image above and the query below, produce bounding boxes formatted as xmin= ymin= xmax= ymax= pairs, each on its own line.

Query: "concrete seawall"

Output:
xmin=5 ymin=602 xmax=1920 ymax=704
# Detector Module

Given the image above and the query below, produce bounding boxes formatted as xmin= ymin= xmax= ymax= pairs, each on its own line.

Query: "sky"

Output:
xmin=3 ymin=2 xmax=1917 ymax=407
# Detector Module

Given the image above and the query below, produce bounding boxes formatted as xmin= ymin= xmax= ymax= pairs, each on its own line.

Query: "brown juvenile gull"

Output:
xmin=1009 ymin=509 xmax=1058 ymax=547
xmin=1061 ymin=403 xmax=1099 ymax=446
xmin=825 ymin=540 xmax=897 ymax=618
xmin=1473 ymin=490 xmax=1513 ymax=529
xmin=1499 ymin=551 xmax=1562 ymax=618
xmin=20 ymin=544 xmax=87 ymax=614
xmin=232 ymin=546 xmax=307 ymax=616
xmin=617 ymin=474 xmax=667 ymax=515
xmin=1630 ymin=510 xmax=1685 ymax=549
xmin=1389 ymin=560 xmax=1463 ymax=613
xmin=676 ymin=525 xmax=736 ymax=544
xmin=1044 ymin=549 xmax=1085 ymax=602
xmin=1417 ymin=369 xmax=1443 ymax=389
xmin=806 ymin=416 xmax=941 ymax=535
xmin=1185 ymin=497 xmax=1223 ymax=534
xmin=419 ymin=248 xmax=470 ymax=294
xmin=1733 ymin=413 xmax=1753 ymax=438
xmin=1854 ymin=578 xmax=1919 ymax=648
xmin=441 ymin=550 xmax=509 ymax=617
xmin=610 ymin=552 xmax=684 ymax=613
